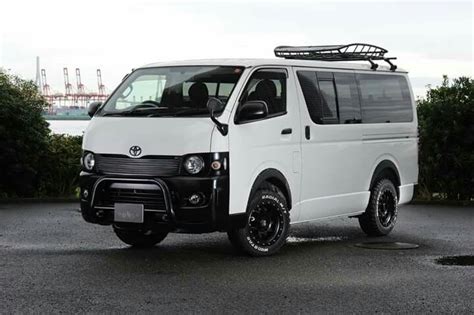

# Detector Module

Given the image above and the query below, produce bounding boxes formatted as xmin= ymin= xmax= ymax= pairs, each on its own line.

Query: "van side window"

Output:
xmin=297 ymin=71 xmax=339 ymax=124
xmin=318 ymin=79 xmax=338 ymax=120
xmin=357 ymin=74 xmax=413 ymax=123
xmin=240 ymin=69 xmax=287 ymax=116
xmin=297 ymin=71 xmax=323 ymax=123
xmin=334 ymin=73 xmax=362 ymax=123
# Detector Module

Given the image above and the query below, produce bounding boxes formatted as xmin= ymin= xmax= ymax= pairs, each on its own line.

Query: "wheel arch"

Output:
xmin=369 ymin=160 xmax=401 ymax=197
xmin=248 ymin=168 xmax=292 ymax=211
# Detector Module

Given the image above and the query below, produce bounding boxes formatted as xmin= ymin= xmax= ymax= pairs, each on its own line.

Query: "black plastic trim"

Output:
xmin=249 ymin=169 xmax=292 ymax=210
xmin=80 ymin=170 xmax=231 ymax=233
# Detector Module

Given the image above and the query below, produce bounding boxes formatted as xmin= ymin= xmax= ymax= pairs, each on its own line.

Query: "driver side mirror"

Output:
xmin=236 ymin=101 xmax=268 ymax=123
xmin=206 ymin=97 xmax=228 ymax=136
xmin=88 ymin=101 xmax=102 ymax=118
xmin=206 ymin=97 xmax=225 ymax=115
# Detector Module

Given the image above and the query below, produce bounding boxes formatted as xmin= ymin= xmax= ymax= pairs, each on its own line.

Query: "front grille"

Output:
xmin=95 ymin=182 xmax=167 ymax=211
xmin=95 ymin=154 xmax=181 ymax=176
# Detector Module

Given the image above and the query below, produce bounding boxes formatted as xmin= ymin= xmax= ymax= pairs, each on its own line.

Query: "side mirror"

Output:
xmin=88 ymin=101 xmax=102 ymax=117
xmin=206 ymin=97 xmax=225 ymax=115
xmin=206 ymin=97 xmax=228 ymax=136
xmin=237 ymin=101 xmax=268 ymax=123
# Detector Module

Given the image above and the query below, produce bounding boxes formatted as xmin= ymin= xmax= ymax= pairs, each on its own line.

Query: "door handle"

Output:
xmin=281 ymin=128 xmax=292 ymax=135
xmin=305 ymin=125 xmax=311 ymax=140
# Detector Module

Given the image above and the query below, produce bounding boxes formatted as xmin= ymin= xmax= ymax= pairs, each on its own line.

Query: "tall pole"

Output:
xmin=35 ymin=56 xmax=41 ymax=92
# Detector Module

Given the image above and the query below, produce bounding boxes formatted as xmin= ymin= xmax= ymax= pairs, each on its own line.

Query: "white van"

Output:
xmin=80 ymin=44 xmax=418 ymax=256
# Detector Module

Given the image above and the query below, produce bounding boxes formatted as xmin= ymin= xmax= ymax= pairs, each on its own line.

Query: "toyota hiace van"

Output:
xmin=80 ymin=44 xmax=418 ymax=256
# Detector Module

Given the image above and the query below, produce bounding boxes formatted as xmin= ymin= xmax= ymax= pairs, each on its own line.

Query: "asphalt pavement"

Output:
xmin=0 ymin=202 xmax=473 ymax=313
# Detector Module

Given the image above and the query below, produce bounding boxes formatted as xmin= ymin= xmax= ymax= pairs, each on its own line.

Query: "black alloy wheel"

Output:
xmin=248 ymin=200 xmax=285 ymax=247
xmin=377 ymin=188 xmax=397 ymax=227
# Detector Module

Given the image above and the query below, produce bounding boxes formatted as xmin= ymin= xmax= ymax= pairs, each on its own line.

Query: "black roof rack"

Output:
xmin=274 ymin=43 xmax=397 ymax=71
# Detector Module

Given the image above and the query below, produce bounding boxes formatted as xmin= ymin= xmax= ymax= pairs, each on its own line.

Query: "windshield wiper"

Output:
xmin=171 ymin=108 xmax=210 ymax=116
xmin=102 ymin=102 xmax=164 ymax=116
xmin=146 ymin=108 xmax=210 ymax=117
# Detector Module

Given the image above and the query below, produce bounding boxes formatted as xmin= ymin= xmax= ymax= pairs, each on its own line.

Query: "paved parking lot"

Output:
xmin=0 ymin=202 xmax=473 ymax=313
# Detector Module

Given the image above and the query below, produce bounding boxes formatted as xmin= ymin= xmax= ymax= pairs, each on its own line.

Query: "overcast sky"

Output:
xmin=1 ymin=0 xmax=472 ymax=98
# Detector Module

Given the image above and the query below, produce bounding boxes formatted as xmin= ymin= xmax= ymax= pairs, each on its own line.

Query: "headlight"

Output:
xmin=184 ymin=155 xmax=204 ymax=174
xmin=83 ymin=152 xmax=95 ymax=171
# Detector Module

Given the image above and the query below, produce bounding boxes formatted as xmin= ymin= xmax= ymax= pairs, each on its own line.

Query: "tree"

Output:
xmin=0 ymin=70 xmax=50 ymax=197
xmin=417 ymin=76 xmax=474 ymax=201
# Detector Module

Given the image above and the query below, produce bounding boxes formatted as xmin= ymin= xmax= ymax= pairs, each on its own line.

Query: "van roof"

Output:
xmin=141 ymin=58 xmax=407 ymax=73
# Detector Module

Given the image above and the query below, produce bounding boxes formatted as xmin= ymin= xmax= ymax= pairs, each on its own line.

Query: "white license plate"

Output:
xmin=114 ymin=203 xmax=144 ymax=223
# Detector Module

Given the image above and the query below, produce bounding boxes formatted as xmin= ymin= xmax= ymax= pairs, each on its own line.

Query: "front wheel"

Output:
xmin=113 ymin=228 xmax=168 ymax=248
xmin=359 ymin=178 xmax=398 ymax=236
xmin=227 ymin=188 xmax=290 ymax=256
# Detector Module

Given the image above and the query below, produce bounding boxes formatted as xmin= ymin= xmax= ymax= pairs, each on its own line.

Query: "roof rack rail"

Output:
xmin=274 ymin=43 xmax=397 ymax=71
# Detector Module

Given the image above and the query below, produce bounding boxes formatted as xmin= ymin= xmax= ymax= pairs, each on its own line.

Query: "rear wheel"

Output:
xmin=359 ymin=178 xmax=398 ymax=236
xmin=227 ymin=187 xmax=290 ymax=256
xmin=113 ymin=227 xmax=168 ymax=248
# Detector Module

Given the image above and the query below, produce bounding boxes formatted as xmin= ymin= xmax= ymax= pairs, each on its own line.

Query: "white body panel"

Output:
xmin=84 ymin=117 xmax=215 ymax=156
xmin=227 ymin=67 xmax=302 ymax=220
xmin=291 ymin=69 xmax=418 ymax=223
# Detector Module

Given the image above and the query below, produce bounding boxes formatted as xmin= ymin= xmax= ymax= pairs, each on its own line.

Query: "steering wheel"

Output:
xmin=140 ymin=100 xmax=161 ymax=107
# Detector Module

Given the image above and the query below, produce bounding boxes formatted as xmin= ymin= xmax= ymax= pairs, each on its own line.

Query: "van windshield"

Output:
xmin=97 ymin=66 xmax=244 ymax=117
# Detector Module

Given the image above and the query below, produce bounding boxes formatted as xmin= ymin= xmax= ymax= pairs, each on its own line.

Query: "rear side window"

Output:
xmin=357 ymin=74 xmax=413 ymax=123
xmin=318 ymin=80 xmax=338 ymax=120
xmin=297 ymin=71 xmax=323 ymax=124
xmin=297 ymin=71 xmax=360 ymax=124
xmin=334 ymin=73 xmax=361 ymax=123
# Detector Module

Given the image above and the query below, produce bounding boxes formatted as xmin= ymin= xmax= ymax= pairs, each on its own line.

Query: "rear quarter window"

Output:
xmin=357 ymin=74 xmax=413 ymax=123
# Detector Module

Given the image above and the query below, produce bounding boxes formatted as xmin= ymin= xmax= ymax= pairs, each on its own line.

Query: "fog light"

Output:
xmin=188 ymin=193 xmax=204 ymax=205
xmin=83 ymin=189 xmax=89 ymax=198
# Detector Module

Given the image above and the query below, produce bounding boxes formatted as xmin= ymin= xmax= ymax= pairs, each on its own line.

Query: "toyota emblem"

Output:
xmin=129 ymin=145 xmax=142 ymax=157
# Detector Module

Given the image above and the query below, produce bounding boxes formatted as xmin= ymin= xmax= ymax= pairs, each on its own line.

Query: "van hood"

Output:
xmin=83 ymin=117 xmax=216 ymax=156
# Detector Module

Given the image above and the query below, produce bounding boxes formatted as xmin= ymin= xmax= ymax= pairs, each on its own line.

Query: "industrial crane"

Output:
xmin=97 ymin=69 xmax=106 ymax=97
xmin=40 ymin=69 xmax=53 ymax=110
xmin=63 ymin=67 xmax=73 ymax=97
xmin=36 ymin=57 xmax=109 ymax=108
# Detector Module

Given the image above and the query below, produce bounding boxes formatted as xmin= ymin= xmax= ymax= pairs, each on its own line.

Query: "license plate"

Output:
xmin=114 ymin=203 xmax=144 ymax=223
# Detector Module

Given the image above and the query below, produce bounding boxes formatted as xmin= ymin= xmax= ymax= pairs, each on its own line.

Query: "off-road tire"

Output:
xmin=359 ymin=178 xmax=398 ymax=236
xmin=227 ymin=187 xmax=290 ymax=256
xmin=113 ymin=228 xmax=168 ymax=248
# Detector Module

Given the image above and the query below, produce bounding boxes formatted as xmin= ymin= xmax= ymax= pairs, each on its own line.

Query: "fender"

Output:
xmin=369 ymin=160 xmax=401 ymax=195
xmin=248 ymin=168 xmax=292 ymax=211
xmin=229 ymin=168 xmax=292 ymax=230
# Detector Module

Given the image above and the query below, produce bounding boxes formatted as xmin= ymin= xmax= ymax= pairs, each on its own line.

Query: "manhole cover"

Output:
xmin=354 ymin=242 xmax=419 ymax=250
xmin=435 ymin=255 xmax=474 ymax=266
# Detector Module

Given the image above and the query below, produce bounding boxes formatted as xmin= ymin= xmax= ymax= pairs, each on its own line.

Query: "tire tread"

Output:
xmin=359 ymin=178 xmax=398 ymax=236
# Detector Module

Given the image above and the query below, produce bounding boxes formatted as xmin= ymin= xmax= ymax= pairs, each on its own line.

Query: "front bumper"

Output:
xmin=79 ymin=172 xmax=231 ymax=233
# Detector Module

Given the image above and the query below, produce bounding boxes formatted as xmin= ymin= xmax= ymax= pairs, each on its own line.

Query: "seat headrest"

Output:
xmin=189 ymin=82 xmax=209 ymax=102
xmin=255 ymin=79 xmax=277 ymax=98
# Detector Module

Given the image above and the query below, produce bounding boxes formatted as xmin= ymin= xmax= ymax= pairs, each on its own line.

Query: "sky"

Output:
xmin=0 ymin=0 xmax=472 ymax=98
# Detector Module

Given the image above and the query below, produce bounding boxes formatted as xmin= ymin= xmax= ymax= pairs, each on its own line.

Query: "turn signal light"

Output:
xmin=211 ymin=161 xmax=222 ymax=170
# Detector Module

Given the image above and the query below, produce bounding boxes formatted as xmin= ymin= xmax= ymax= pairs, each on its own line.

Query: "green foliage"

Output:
xmin=0 ymin=70 xmax=50 ymax=197
xmin=417 ymin=76 xmax=474 ymax=201
xmin=0 ymin=70 xmax=83 ymax=198
xmin=38 ymin=134 xmax=83 ymax=197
